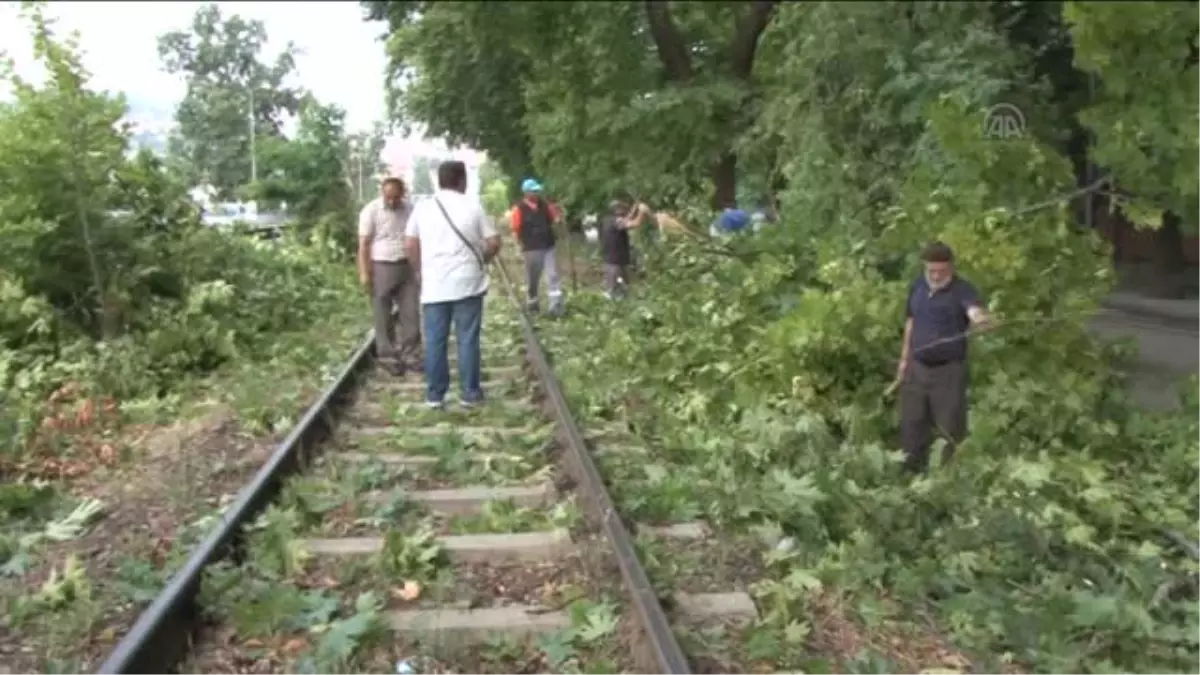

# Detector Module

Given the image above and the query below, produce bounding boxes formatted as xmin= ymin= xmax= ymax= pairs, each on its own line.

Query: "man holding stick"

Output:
xmin=892 ymin=241 xmax=992 ymax=473
xmin=600 ymin=199 xmax=649 ymax=299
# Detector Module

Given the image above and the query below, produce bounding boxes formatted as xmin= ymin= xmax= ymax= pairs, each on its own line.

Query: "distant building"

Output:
xmin=383 ymin=135 xmax=484 ymax=197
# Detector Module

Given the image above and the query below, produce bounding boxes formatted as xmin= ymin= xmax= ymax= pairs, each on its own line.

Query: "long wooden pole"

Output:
xmin=563 ymin=214 xmax=579 ymax=292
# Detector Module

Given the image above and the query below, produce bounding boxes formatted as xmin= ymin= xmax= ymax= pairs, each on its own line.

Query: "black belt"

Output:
xmin=916 ymin=358 xmax=963 ymax=368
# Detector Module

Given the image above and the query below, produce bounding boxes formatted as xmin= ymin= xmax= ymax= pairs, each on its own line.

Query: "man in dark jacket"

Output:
xmin=894 ymin=241 xmax=992 ymax=473
xmin=601 ymin=200 xmax=649 ymax=299
xmin=507 ymin=178 xmax=563 ymax=315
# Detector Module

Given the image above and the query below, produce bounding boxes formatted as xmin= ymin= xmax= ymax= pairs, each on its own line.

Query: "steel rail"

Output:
xmin=492 ymin=254 xmax=693 ymax=674
xmin=97 ymin=332 xmax=376 ymax=674
xmin=98 ymin=254 xmax=690 ymax=673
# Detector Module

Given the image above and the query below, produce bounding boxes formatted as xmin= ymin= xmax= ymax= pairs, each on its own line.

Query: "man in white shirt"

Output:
xmin=358 ymin=177 xmax=419 ymax=375
xmin=404 ymin=161 xmax=502 ymax=409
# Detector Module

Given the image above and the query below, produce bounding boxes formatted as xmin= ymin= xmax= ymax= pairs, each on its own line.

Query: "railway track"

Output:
xmin=95 ymin=251 xmax=763 ymax=674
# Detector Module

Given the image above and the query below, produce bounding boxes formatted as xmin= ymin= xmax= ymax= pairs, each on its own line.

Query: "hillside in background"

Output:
xmin=125 ymin=94 xmax=175 ymax=156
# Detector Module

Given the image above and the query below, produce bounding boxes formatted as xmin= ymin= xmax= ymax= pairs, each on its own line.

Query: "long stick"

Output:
xmin=563 ymin=218 xmax=578 ymax=292
xmin=882 ymin=310 xmax=1100 ymax=397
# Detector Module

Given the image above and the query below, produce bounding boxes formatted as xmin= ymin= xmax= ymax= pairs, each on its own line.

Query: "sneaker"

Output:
xmin=425 ymin=400 xmax=445 ymax=411
xmin=460 ymin=393 xmax=485 ymax=409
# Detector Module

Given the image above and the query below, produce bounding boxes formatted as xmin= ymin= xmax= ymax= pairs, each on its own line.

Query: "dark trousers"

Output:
xmin=603 ymin=263 xmax=629 ymax=298
xmin=899 ymin=360 xmax=968 ymax=473
xmin=371 ymin=260 xmax=421 ymax=365
xmin=422 ymin=292 xmax=485 ymax=404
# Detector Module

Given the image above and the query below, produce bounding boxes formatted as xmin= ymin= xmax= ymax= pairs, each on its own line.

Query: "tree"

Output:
xmin=158 ymin=3 xmax=303 ymax=199
xmin=0 ymin=1 xmax=371 ymax=482
xmin=245 ymin=98 xmax=356 ymax=249
xmin=362 ymin=1 xmax=535 ymax=190
xmin=346 ymin=121 xmax=388 ymax=204
xmin=1064 ymin=2 xmax=1199 ymax=296
xmin=365 ymin=2 xmax=779 ymax=211
xmin=0 ymin=4 xmax=133 ymax=338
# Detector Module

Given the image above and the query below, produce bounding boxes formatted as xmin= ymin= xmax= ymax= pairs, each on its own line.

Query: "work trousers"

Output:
xmin=371 ymin=260 xmax=421 ymax=366
xmin=899 ymin=359 xmax=969 ymax=473
xmin=522 ymin=247 xmax=563 ymax=312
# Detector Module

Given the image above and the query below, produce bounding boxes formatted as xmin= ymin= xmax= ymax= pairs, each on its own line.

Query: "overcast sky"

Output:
xmin=0 ymin=1 xmax=391 ymax=134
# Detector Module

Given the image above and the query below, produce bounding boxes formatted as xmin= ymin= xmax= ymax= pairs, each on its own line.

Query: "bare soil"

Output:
xmin=0 ymin=404 xmax=271 ymax=673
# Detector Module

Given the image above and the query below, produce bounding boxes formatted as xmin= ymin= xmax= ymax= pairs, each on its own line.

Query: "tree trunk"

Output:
xmin=1150 ymin=211 xmax=1187 ymax=298
xmin=712 ymin=153 xmax=738 ymax=210
xmin=645 ymin=1 xmax=777 ymax=211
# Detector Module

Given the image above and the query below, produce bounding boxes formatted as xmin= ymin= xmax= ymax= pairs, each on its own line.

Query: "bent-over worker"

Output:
xmin=601 ymin=200 xmax=648 ymax=300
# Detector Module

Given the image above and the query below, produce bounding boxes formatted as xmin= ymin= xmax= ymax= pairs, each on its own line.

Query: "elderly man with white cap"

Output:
xmin=507 ymin=177 xmax=564 ymax=316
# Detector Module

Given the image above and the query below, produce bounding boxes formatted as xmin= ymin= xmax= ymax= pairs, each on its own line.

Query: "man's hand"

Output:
xmin=968 ymin=305 xmax=998 ymax=332
xmin=885 ymin=359 xmax=907 ymax=398
xmin=358 ymin=268 xmax=371 ymax=290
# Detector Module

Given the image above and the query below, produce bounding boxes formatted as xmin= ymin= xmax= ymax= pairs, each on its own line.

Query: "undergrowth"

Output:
xmin=538 ymin=99 xmax=1199 ymax=674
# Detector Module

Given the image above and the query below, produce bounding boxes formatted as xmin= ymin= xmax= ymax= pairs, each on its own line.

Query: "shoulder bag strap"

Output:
xmin=433 ymin=197 xmax=486 ymax=271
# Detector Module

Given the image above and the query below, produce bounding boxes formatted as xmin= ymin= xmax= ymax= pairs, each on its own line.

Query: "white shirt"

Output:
xmin=405 ymin=189 xmax=497 ymax=304
xmin=358 ymin=197 xmax=411 ymax=262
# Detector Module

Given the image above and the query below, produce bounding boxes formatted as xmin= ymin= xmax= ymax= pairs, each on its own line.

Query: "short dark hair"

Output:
xmin=920 ymin=241 xmax=955 ymax=263
xmin=381 ymin=177 xmax=406 ymax=193
xmin=437 ymin=160 xmax=467 ymax=191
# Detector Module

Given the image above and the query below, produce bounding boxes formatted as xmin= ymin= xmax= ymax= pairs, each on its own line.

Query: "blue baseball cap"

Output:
xmin=521 ymin=178 xmax=543 ymax=193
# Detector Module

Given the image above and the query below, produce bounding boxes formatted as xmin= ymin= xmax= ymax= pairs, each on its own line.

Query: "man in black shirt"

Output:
xmin=895 ymin=241 xmax=992 ymax=473
xmin=601 ymin=200 xmax=648 ymax=299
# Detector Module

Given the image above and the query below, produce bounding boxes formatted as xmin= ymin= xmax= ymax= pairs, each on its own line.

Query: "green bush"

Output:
xmin=0 ymin=7 xmax=359 ymax=461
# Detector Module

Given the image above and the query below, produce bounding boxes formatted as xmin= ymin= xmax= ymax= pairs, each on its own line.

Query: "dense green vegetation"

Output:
xmin=371 ymin=1 xmax=1199 ymax=672
xmin=0 ymin=5 xmax=375 ymax=669
xmin=1 ymin=4 xmax=373 ymax=461
xmin=0 ymin=0 xmax=1194 ymax=671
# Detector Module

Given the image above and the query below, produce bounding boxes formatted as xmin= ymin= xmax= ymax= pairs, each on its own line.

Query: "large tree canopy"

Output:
xmin=363 ymin=1 xmax=535 ymax=195
xmin=363 ymin=1 xmax=778 ymax=210
xmin=159 ymin=3 xmax=303 ymax=199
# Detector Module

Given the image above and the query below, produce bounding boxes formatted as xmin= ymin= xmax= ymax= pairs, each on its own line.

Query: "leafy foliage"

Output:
xmin=484 ymin=2 xmax=1200 ymax=672
xmin=0 ymin=5 xmax=363 ymax=467
xmin=369 ymin=1 xmax=781 ymax=211
xmin=246 ymin=97 xmax=357 ymax=249
xmin=158 ymin=3 xmax=302 ymax=198
xmin=363 ymin=1 xmax=536 ymax=187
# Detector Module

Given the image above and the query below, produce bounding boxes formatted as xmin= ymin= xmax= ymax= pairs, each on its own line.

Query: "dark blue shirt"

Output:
xmin=906 ymin=276 xmax=983 ymax=365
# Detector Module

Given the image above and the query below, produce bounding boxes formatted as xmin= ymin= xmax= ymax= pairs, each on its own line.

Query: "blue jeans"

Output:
xmin=422 ymin=292 xmax=486 ymax=403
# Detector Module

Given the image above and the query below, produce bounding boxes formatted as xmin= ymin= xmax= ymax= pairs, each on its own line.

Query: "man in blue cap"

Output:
xmin=507 ymin=178 xmax=564 ymax=315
